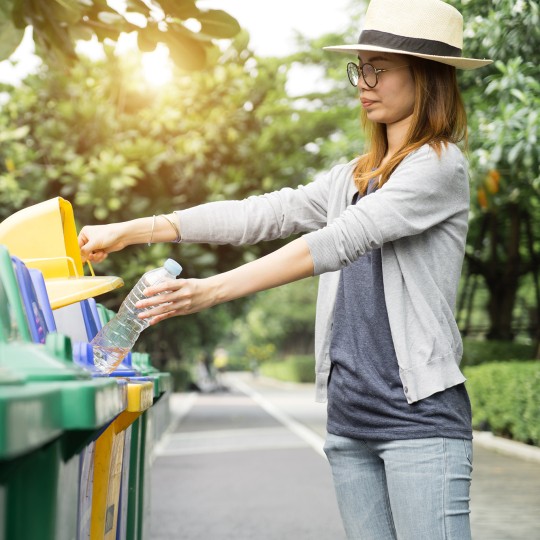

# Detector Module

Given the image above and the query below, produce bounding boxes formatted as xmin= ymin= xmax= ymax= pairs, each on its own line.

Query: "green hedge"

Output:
xmin=225 ymin=355 xmax=252 ymax=372
xmin=260 ymin=355 xmax=315 ymax=383
xmin=465 ymin=361 xmax=540 ymax=446
xmin=167 ymin=363 xmax=194 ymax=392
xmin=461 ymin=338 xmax=535 ymax=367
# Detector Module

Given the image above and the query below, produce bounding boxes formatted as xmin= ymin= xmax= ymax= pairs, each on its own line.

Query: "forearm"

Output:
xmin=208 ymin=238 xmax=314 ymax=304
xmin=120 ymin=213 xmax=180 ymax=245
xmin=136 ymin=237 xmax=314 ymax=323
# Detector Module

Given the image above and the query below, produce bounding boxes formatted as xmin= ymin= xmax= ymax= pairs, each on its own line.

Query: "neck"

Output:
xmin=384 ymin=116 xmax=412 ymax=163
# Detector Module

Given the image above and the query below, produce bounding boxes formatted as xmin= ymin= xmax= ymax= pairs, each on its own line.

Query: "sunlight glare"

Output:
xmin=141 ymin=44 xmax=173 ymax=87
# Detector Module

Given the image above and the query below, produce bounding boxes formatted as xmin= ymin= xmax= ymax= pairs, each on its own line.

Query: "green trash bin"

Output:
xmin=0 ymin=332 xmax=126 ymax=540
xmin=0 ymin=245 xmax=126 ymax=540
xmin=0 ymin=373 xmax=64 ymax=540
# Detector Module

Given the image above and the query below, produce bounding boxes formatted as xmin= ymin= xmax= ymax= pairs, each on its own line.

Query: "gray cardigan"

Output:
xmin=178 ymin=143 xmax=469 ymax=404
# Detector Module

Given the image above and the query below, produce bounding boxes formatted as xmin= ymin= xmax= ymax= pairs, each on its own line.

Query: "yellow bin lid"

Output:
xmin=0 ymin=197 xmax=123 ymax=309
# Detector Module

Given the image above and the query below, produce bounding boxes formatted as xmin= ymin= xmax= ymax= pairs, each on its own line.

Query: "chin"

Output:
xmin=366 ymin=111 xmax=388 ymax=124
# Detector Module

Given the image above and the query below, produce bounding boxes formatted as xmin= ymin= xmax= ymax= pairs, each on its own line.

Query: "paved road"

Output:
xmin=150 ymin=372 xmax=540 ymax=539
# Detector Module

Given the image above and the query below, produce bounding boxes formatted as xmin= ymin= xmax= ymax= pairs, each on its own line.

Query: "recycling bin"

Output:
xmin=1 ymin=197 xmax=175 ymax=539
xmin=0 ymin=245 xmax=125 ymax=540
xmin=0 ymin=374 xmax=125 ymax=540
xmin=90 ymin=380 xmax=153 ymax=540
xmin=0 ymin=377 xmax=63 ymax=540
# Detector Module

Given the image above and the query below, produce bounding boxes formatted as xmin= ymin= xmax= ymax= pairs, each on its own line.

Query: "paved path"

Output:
xmin=150 ymin=372 xmax=540 ymax=539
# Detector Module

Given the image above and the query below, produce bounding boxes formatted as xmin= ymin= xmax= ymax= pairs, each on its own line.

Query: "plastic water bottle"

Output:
xmin=91 ymin=258 xmax=182 ymax=373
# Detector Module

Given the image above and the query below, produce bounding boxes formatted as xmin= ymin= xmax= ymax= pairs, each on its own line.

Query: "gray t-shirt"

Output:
xmin=327 ymin=188 xmax=472 ymax=441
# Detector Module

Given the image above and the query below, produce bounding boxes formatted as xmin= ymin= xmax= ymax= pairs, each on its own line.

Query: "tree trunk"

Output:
xmin=484 ymin=204 xmax=522 ymax=340
xmin=485 ymin=281 xmax=520 ymax=340
xmin=524 ymin=213 xmax=540 ymax=359
xmin=458 ymin=215 xmax=489 ymax=336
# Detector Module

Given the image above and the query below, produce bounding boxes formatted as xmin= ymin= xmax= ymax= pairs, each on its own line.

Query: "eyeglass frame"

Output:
xmin=346 ymin=62 xmax=410 ymax=89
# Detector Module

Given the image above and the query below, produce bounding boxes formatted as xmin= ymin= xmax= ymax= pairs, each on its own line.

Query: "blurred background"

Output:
xmin=0 ymin=0 xmax=539 ymax=449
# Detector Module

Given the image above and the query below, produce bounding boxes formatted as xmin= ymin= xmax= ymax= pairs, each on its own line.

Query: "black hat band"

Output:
xmin=359 ymin=29 xmax=462 ymax=58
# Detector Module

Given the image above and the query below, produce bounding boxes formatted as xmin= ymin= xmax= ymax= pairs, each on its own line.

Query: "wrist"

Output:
xmin=120 ymin=217 xmax=153 ymax=246
xmin=206 ymin=273 xmax=229 ymax=306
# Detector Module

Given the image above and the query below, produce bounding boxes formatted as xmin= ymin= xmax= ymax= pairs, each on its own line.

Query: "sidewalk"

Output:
xmin=150 ymin=379 xmax=346 ymax=539
xmin=151 ymin=372 xmax=540 ymax=539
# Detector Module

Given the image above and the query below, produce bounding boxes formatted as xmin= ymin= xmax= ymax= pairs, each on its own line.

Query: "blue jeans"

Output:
xmin=324 ymin=434 xmax=473 ymax=540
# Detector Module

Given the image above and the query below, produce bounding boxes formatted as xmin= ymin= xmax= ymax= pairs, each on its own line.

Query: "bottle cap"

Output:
xmin=164 ymin=258 xmax=182 ymax=277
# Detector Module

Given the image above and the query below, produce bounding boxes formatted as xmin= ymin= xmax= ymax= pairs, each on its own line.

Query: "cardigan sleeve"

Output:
xmin=303 ymin=144 xmax=470 ymax=276
xmin=177 ymin=161 xmax=354 ymax=245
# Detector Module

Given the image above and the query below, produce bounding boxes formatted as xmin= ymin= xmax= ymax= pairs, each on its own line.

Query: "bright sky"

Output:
xmin=200 ymin=0 xmax=352 ymax=57
xmin=0 ymin=0 xmax=353 ymax=85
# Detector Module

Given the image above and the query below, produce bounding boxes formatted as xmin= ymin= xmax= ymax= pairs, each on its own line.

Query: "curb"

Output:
xmin=473 ymin=430 xmax=540 ymax=464
xmin=168 ymin=386 xmax=540 ymax=466
xmin=238 ymin=376 xmax=540 ymax=465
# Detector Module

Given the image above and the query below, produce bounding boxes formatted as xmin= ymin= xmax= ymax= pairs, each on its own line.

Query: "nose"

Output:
xmin=357 ymin=73 xmax=370 ymax=91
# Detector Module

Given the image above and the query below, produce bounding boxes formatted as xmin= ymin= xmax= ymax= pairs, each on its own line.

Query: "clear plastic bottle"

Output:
xmin=91 ymin=258 xmax=182 ymax=373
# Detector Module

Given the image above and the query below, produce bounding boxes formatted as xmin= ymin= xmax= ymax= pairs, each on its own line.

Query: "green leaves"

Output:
xmin=468 ymin=58 xmax=540 ymax=206
xmin=0 ymin=0 xmax=24 ymax=59
xmin=0 ymin=125 xmax=30 ymax=143
xmin=455 ymin=0 xmax=540 ymax=342
xmin=162 ymin=24 xmax=207 ymax=71
xmin=465 ymin=362 xmax=540 ymax=445
xmin=159 ymin=0 xmax=198 ymax=20
xmin=456 ymin=0 xmax=540 ymax=206
xmin=0 ymin=0 xmax=241 ymax=72
xmin=197 ymin=10 xmax=241 ymax=39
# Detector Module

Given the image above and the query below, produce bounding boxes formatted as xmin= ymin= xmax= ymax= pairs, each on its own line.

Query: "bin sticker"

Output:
xmin=103 ymin=430 xmax=125 ymax=537
xmin=55 ymin=451 xmax=80 ymax=540
xmin=104 ymin=504 xmax=115 ymax=533
xmin=78 ymin=442 xmax=95 ymax=539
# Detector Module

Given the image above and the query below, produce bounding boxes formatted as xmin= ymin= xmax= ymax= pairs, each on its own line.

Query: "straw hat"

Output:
xmin=325 ymin=0 xmax=492 ymax=70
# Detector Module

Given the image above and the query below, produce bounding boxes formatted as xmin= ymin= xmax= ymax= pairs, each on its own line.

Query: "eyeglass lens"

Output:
xmin=347 ymin=63 xmax=359 ymax=86
xmin=347 ymin=63 xmax=377 ymax=88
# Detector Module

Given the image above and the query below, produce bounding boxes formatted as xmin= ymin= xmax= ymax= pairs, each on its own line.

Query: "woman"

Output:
xmin=78 ymin=0 xmax=491 ymax=538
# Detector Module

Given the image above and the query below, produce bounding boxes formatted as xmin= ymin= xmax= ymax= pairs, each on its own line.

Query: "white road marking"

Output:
xmin=230 ymin=377 xmax=327 ymax=459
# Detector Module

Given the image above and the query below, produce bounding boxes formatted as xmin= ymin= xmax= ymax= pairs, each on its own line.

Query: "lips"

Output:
xmin=361 ymin=99 xmax=376 ymax=108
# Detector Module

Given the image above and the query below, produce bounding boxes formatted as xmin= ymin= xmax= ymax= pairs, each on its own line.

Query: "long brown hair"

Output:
xmin=354 ymin=56 xmax=468 ymax=194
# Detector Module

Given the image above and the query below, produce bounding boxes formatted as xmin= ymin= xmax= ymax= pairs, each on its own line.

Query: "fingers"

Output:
xmin=141 ymin=279 xmax=184 ymax=299
xmin=78 ymin=223 xmax=124 ymax=264
xmin=137 ymin=298 xmax=194 ymax=324
xmin=146 ymin=308 xmax=183 ymax=326
xmin=136 ymin=280 xmax=191 ymax=315
xmin=78 ymin=226 xmax=105 ymax=263
xmin=80 ymin=248 xmax=109 ymax=264
xmin=135 ymin=278 xmax=211 ymax=319
xmin=81 ymin=248 xmax=109 ymax=264
xmin=78 ymin=228 xmax=92 ymax=262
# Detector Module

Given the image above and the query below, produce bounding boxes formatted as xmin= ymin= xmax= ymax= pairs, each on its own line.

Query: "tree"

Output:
xmin=229 ymin=278 xmax=319 ymax=360
xmin=0 ymin=0 xmax=240 ymax=71
xmin=0 ymin=34 xmax=344 ymax=366
xmin=450 ymin=0 xmax=540 ymax=346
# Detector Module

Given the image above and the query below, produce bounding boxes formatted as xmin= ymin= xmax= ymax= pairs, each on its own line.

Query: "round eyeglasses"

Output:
xmin=347 ymin=62 xmax=410 ymax=89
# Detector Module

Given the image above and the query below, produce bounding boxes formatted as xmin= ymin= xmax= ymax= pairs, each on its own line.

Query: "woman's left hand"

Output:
xmin=135 ymin=277 xmax=218 ymax=325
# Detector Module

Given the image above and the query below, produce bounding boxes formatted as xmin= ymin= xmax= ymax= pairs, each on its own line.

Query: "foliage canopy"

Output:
xmin=0 ymin=0 xmax=240 ymax=71
xmin=0 ymin=32 xmax=352 ymax=364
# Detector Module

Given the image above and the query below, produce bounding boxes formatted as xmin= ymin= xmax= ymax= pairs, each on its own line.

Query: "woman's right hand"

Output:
xmin=78 ymin=222 xmax=128 ymax=263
